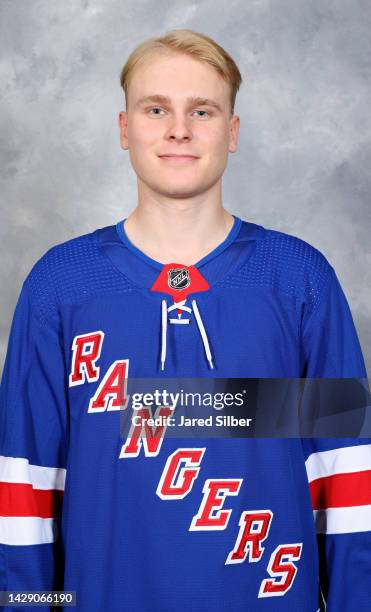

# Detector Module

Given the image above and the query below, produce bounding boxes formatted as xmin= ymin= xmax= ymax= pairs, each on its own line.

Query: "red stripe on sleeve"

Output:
xmin=310 ymin=470 xmax=371 ymax=510
xmin=0 ymin=482 xmax=64 ymax=518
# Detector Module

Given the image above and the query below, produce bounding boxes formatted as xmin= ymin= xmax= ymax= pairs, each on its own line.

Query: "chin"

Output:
xmin=153 ymin=181 xmax=203 ymax=199
xmin=159 ymin=191 xmax=198 ymax=200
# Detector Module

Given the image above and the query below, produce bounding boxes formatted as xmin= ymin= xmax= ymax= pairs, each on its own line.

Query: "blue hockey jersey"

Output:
xmin=0 ymin=216 xmax=370 ymax=611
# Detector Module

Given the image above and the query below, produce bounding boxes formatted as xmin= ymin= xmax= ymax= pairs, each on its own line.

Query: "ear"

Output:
xmin=118 ymin=111 xmax=129 ymax=150
xmin=228 ymin=114 xmax=240 ymax=153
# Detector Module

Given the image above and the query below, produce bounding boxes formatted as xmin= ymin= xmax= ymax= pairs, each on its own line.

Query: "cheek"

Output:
xmin=199 ymin=123 xmax=230 ymax=147
xmin=127 ymin=119 xmax=160 ymax=148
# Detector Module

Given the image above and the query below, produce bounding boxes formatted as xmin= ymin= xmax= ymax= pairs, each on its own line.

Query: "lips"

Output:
xmin=158 ymin=154 xmax=199 ymax=160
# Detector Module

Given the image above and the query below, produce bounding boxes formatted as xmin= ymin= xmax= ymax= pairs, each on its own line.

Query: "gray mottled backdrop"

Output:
xmin=1 ymin=0 xmax=370 ymax=374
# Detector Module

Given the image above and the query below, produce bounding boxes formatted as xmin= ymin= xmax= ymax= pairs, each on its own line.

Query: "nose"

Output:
xmin=165 ymin=113 xmax=193 ymax=142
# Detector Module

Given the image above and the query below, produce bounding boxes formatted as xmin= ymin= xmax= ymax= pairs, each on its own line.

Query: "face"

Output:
xmin=118 ymin=52 xmax=240 ymax=200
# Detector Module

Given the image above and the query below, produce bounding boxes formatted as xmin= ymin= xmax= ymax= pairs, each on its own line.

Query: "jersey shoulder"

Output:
xmin=24 ymin=226 xmax=132 ymax=322
xmin=229 ymin=222 xmax=336 ymax=313
xmin=261 ymin=226 xmax=333 ymax=275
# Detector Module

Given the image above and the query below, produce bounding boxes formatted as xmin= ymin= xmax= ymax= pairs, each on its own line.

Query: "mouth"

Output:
xmin=158 ymin=154 xmax=200 ymax=163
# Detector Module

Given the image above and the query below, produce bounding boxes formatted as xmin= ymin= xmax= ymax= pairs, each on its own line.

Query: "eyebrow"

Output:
xmin=135 ymin=94 xmax=223 ymax=112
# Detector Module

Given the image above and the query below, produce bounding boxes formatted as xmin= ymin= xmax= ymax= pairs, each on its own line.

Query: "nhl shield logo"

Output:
xmin=168 ymin=268 xmax=191 ymax=290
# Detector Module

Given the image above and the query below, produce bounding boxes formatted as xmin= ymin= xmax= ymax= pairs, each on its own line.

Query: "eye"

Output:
xmin=148 ymin=107 xmax=165 ymax=116
xmin=193 ymin=109 xmax=210 ymax=118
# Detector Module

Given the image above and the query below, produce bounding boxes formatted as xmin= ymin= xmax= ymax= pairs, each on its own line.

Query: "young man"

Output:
xmin=0 ymin=29 xmax=370 ymax=612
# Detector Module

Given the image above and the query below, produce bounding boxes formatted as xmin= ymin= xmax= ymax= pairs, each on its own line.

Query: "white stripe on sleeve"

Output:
xmin=0 ymin=455 xmax=66 ymax=490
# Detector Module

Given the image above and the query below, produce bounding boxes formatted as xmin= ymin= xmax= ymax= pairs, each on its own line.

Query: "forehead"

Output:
xmin=128 ymin=51 xmax=230 ymax=104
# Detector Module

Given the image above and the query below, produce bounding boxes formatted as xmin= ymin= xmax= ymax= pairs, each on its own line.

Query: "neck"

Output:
xmin=124 ymin=182 xmax=235 ymax=266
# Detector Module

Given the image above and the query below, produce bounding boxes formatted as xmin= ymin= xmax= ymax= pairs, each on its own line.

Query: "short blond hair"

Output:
xmin=120 ymin=29 xmax=242 ymax=114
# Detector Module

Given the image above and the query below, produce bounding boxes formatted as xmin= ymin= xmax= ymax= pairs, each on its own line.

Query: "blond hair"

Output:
xmin=120 ymin=29 xmax=242 ymax=114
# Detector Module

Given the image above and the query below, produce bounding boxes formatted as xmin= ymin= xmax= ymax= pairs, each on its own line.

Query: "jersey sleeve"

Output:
xmin=300 ymin=263 xmax=371 ymax=610
xmin=303 ymin=439 xmax=371 ymax=611
xmin=301 ymin=265 xmax=367 ymax=378
xmin=0 ymin=275 xmax=68 ymax=611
